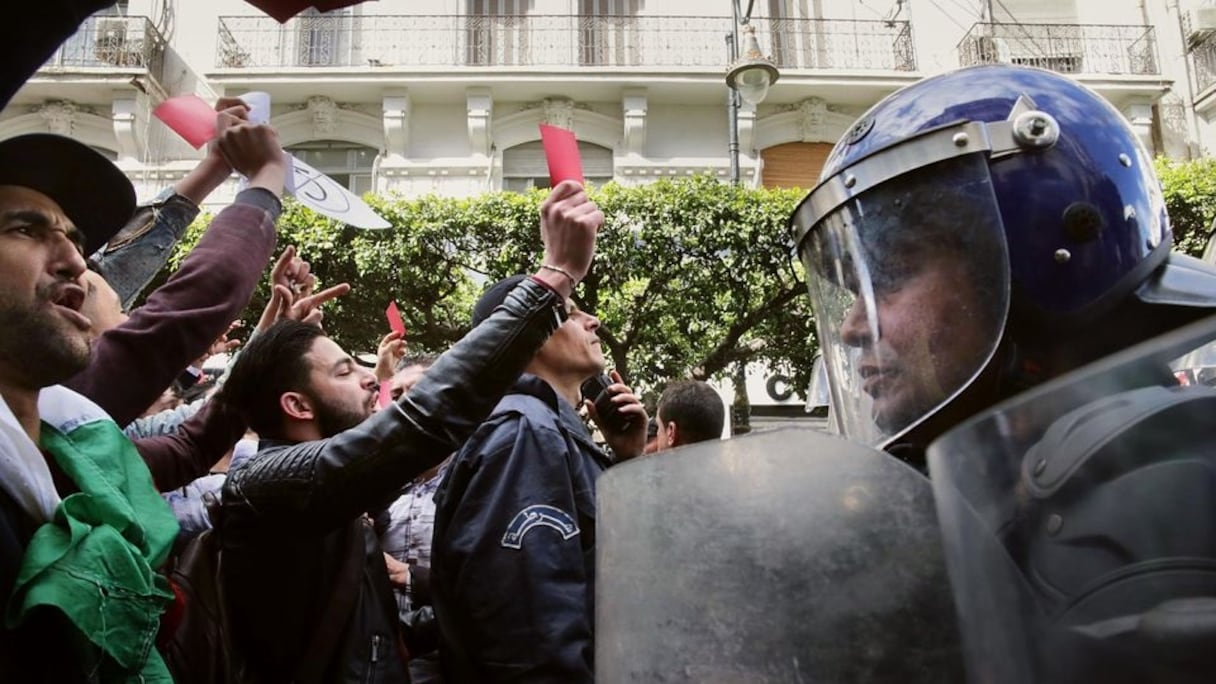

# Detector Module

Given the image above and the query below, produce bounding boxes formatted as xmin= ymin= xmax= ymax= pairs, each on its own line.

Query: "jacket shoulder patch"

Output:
xmin=501 ymin=504 xmax=580 ymax=549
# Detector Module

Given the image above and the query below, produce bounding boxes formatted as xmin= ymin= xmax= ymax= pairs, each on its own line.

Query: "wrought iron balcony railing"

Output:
xmin=1192 ymin=32 xmax=1216 ymax=95
xmin=957 ymin=22 xmax=1159 ymax=76
xmin=41 ymin=15 xmax=167 ymax=80
xmin=215 ymin=14 xmax=915 ymax=72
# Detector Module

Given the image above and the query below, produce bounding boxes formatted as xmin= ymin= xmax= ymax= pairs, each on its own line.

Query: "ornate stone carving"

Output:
xmin=797 ymin=97 xmax=828 ymax=142
xmin=307 ymin=95 xmax=339 ymax=136
xmin=38 ymin=101 xmax=77 ymax=136
xmin=542 ymin=98 xmax=575 ymax=130
xmin=111 ymin=95 xmax=141 ymax=162
xmin=382 ymin=90 xmax=411 ymax=158
xmin=738 ymin=101 xmax=756 ymax=156
xmin=467 ymin=88 xmax=493 ymax=156
xmin=622 ymin=89 xmax=647 ymax=157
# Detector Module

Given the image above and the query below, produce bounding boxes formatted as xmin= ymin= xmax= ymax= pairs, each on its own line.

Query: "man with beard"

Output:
xmin=214 ymin=180 xmax=602 ymax=683
xmin=0 ymin=134 xmax=176 ymax=682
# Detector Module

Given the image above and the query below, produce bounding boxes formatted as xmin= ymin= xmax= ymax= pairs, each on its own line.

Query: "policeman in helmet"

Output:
xmin=793 ymin=64 xmax=1216 ymax=682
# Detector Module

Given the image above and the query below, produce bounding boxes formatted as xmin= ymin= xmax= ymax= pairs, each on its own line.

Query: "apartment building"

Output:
xmin=3 ymin=0 xmax=1211 ymax=209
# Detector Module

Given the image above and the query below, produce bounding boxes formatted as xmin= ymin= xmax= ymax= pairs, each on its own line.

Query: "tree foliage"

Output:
xmin=1155 ymin=156 xmax=1216 ymax=258
xmin=157 ymin=177 xmax=817 ymax=398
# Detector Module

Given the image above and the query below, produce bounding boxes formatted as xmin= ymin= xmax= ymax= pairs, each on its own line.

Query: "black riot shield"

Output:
xmin=596 ymin=427 xmax=963 ymax=683
xmin=929 ymin=313 xmax=1216 ymax=684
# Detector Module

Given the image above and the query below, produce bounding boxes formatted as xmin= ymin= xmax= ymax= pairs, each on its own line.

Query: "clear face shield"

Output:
xmin=928 ymin=313 xmax=1216 ymax=682
xmin=792 ymin=150 xmax=1011 ymax=448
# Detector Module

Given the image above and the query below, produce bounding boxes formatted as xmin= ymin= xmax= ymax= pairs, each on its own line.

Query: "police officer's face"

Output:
xmin=839 ymin=256 xmax=990 ymax=434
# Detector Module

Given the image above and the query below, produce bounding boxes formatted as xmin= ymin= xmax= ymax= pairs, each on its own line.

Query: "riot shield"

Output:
xmin=597 ymin=427 xmax=963 ymax=683
xmin=929 ymin=313 xmax=1216 ymax=683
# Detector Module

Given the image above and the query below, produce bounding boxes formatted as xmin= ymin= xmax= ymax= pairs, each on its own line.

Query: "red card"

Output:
xmin=153 ymin=95 xmax=217 ymax=149
xmin=385 ymin=301 xmax=406 ymax=337
xmin=377 ymin=380 xmax=393 ymax=409
xmin=539 ymin=124 xmax=583 ymax=186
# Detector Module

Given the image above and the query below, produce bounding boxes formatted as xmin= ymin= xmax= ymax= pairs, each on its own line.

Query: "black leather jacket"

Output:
xmin=219 ymin=279 xmax=567 ymax=683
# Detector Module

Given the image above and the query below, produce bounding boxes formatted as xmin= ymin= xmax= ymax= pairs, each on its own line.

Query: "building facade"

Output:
xmin=5 ymin=0 xmax=1214 ymax=210
xmin=6 ymin=0 xmax=1216 ymax=427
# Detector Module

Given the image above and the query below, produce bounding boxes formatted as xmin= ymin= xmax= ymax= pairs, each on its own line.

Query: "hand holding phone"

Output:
xmin=581 ymin=374 xmax=633 ymax=434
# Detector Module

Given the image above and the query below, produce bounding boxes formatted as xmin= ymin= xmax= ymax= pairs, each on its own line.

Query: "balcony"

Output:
xmin=41 ymin=15 xmax=167 ymax=82
xmin=215 ymin=13 xmax=914 ymax=73
xmin=957 ymin=22 xmax=1159 ymax=76
xmin=1197 ymin=37 xmax=1216 ymax=99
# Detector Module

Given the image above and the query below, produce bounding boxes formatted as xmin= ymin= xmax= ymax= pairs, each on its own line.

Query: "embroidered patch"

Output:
xmin=501 ymin=504 xmax=580 ymax=549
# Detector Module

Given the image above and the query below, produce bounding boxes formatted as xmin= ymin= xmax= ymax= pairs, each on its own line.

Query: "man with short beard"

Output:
xmin=0 ymin=134 xmax=174 ymax=682
xmin=213 ymin=180 xmax=602 ymax=683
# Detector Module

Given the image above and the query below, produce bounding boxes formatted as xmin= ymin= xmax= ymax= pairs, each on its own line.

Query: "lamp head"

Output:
xmin=726 ymin=24 xmax=780 ymax=106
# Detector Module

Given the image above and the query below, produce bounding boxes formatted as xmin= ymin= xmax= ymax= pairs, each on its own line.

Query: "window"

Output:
xmin=760 ymin=142 xmax=831 ymax=190
xmin=466 ymin=0 xmax=530 ymax=66
xmin=502 ymin=140 xmax=613 ymax=193
xmin=296 ymin=7 xmax=355 ymax=67
xmin=578 ymin=0 xmax=641 ymax=66
xmin=285 ymin=141 xmax=376 ymax=195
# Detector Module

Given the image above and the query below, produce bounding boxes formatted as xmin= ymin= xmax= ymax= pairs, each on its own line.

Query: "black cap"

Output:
xmin=0 ymin=134 xmax=135 ymax=256
xmin=471 ymin=274 xmax=529 ymax=328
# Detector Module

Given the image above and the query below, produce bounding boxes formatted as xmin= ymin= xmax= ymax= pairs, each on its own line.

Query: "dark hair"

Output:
xmin=218 ymin=320 xmax=327 ymax=438
xmin=657 ymin=380 xmax=725 ymax=446
xmin=394 ymin=352 xmax=440 ymax=373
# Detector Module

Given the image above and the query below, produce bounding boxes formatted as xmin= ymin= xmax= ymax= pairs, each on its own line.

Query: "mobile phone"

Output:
xmin=581 ymin=374 xmax=633 ymax=434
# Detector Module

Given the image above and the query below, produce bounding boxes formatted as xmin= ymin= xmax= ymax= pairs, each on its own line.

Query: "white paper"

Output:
xmin=288 ymin=154 xmax=391 ymax=229
xmin=228 ymin=92 xmax=389 ymax=229
xmin=240 ymin=91 xmax=271 ymax=125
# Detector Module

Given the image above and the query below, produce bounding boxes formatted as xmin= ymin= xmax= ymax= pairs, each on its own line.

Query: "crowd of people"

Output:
xmin=2 ymin=4 xmax=1216 ymax=684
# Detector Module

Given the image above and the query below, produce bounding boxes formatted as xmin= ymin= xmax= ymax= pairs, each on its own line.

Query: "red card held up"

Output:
xmin=539 ymin=124 xmax=583 ymax=186
xmin=153 ymin=95 xmax=217 ymax=149
xmin=385 ymin=301 xmax=406 ymax=337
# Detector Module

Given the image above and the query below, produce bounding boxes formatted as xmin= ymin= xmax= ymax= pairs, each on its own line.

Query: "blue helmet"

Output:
xmin=790 ymin=65 xmax=1216 ymax=453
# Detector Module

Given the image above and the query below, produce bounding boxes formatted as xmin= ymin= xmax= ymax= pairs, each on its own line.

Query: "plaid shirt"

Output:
xmin=381 ymin=462 xmax=447 ymax=613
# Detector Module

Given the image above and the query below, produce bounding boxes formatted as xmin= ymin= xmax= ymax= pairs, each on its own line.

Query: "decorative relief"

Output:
xmin=542 ymin=98 xmax=576 ymax=130
xmin=38 ymin=101 xmax=78 ymax=136
xmin=467 ymin=88 xmax=493 ymax=156
xmin=307 ymin=96 xmax=339 ymax=136
xmin=797 ymin=97 xmax=828 ymax=142
xmin=382 ymin=91 xmax=411 ymax=158
xmin=622 ymin=90 xmax=647 ymax=157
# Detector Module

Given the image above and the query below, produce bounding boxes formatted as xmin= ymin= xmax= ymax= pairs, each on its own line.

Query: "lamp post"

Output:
xmin=724 ymin=1 xmax=779 ymax=435
xmin=725 ymin=0 xmax=780 ymax=185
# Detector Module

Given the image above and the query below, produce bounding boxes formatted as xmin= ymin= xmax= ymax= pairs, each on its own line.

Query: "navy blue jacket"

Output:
xmin=432 ymin=374 xmax=611 ymax=683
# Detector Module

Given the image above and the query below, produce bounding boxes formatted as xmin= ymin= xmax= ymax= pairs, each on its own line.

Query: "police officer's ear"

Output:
xmin=280 ymin=391 xmax=315 ymax=422
xmin=665 ymin=420 xmax=681 ymax=449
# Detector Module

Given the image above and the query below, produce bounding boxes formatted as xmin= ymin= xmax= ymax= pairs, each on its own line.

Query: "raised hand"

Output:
xmin=585 ymin=369 xmax=649 ymax=460
xmin=375 ymin=331 xmax=407 ymax=382
xmin=532 ymin=180 xmax=603 ymax=298
xmin=215 ymin=111 xmax=288 ymax=196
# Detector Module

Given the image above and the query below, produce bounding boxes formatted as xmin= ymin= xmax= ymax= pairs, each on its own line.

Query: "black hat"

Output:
xmin=0 ymin=134 xmax=135 ymax=256
xmin=471 ymin=274 xmax=529 ymax=328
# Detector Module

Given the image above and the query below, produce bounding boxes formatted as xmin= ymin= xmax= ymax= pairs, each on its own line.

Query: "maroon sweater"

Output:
xmin=65 ymin=190 xmax=280 ymax=490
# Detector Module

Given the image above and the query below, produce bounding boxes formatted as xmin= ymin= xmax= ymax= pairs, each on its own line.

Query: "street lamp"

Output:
xmin=725 ymin=0 xmax=780 ymax=185
xmin=727 ymin=24 xmax=780 ymax=107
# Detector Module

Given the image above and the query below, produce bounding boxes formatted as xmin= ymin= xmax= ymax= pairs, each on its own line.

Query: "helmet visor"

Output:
xmin=796 ymin=154 xmax=1011 ymax=447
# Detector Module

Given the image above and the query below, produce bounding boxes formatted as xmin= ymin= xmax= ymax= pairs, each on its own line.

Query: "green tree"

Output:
xmin=1155 ymin=156 xmax=1216 ymax=258
xmin=155 ymin=177 xmax=818 ymax=398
